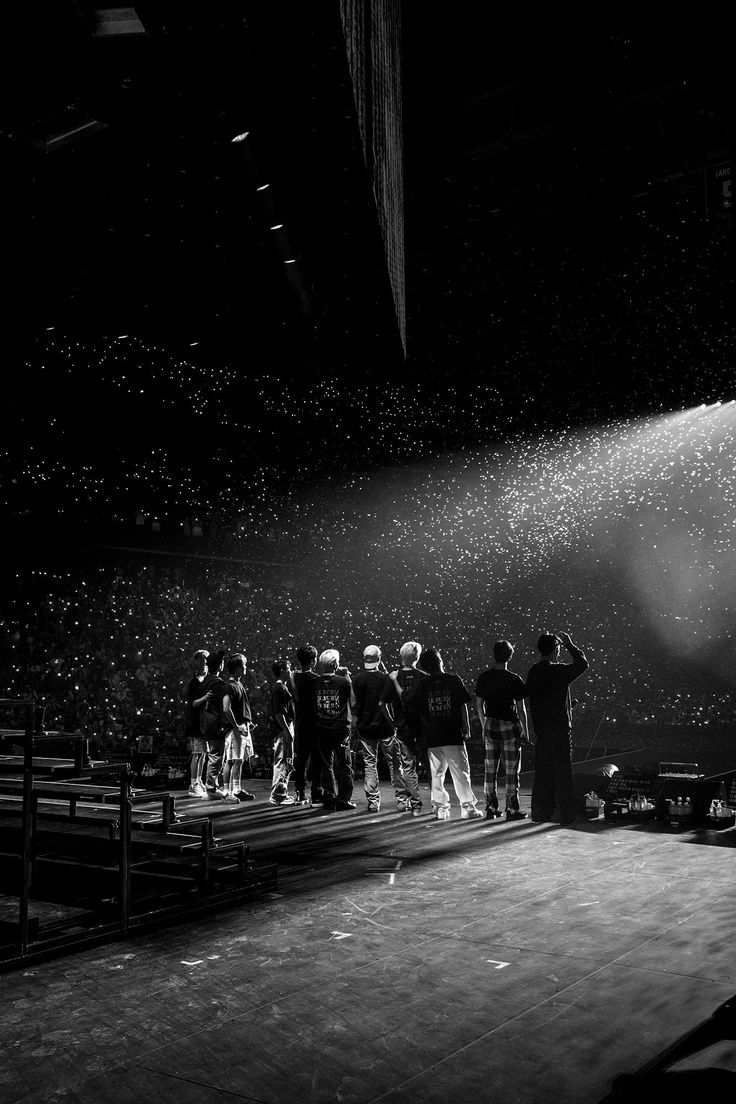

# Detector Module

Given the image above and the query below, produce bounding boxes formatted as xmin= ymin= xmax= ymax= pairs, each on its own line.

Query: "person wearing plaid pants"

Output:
xmin=483 ymin=717 xmax=527 ymax=819
xmin=475 ymin=640 xmax=530 ymax=821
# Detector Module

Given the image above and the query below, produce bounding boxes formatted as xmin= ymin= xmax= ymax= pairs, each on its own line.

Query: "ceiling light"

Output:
xmin=94 ymin=7 xmax=147 ymax=38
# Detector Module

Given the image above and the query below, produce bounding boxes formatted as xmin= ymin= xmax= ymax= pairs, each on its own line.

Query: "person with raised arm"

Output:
xmin=525 ymin=631 xmax=588 ymax=826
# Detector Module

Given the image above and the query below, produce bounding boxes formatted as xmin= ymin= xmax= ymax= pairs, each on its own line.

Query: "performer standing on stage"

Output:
xmin=185 ymin=648 xmax=211 ymax=798
xmin=313 ymin=648 xmax=356 ymax=810
xmin=220 ymin=653 xmax=256 ymax=803
xmin=269 ymin=660 xmax=296 ymax=806
xmin=525 ymin=631 xmax=588 ymax=825
xmin=379 ymin=641 xmax=425 ymax=814
xmin=475 ymin=640 xmax=530 ymax=821
xmin=413 ymin=646 xmax=482 ymax=820
xmin=291 ymin=643 xmax=323 ymax=806
xmin=352 ymin=644 xmax=405 ymax=813
xmin=201 ymin=651 xmax=227 ymax=797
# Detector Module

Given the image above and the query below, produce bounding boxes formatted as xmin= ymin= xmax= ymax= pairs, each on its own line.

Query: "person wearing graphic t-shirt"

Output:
xmin=378 ymin=641 xmax=425 ymax=814
xmin=475 ymin=640 xmax=529 ymax=822
xmin=352 ymin=644 xmax=410 ymax=813
xmin=313 ymin=648 xmax=355 ymax=810
xmin=413 ymin=647 xmax=482 ymax=820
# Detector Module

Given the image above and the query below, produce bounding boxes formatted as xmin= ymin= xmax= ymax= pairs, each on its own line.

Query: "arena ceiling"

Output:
xmin=4 ymin=2 xmax=403 ymax=365
xmin=3 ymin=5 xmax=731 ymax=391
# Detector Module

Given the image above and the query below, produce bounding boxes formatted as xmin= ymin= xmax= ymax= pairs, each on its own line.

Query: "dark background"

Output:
xmin=0 ymin=5 xmax=733 ymax=763
xmin=2 ymin=5 xmax=732 ymax=502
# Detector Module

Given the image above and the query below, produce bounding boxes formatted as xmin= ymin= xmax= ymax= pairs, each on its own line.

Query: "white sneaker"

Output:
xmin=436 ymin=807 xmax=451 ymax=820
xmin=222 ymin=791 xmax=240 ymax=803
xmin=461 ymin=806 xmax=483 ymax=819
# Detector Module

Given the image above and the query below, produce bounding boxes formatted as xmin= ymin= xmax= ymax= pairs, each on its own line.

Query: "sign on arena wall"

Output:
xmin=704 ymin=161 xmax=731 ymax=220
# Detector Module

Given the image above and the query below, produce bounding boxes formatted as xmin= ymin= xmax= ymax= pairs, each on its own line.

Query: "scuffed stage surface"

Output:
xmin=2 ymin=778 xmax=734 ymax=1103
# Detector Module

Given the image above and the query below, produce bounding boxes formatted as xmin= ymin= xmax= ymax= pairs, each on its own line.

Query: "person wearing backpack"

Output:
xmin=379 ymin=641 xmax=425 ymax=815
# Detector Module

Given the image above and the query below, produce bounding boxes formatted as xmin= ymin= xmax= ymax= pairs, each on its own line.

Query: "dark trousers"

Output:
xmin=204 ymin=738 xmax=225 ymax=791
xmin=531 ymin=730 xmax=575 ymax=823
xmin=316 ymin=728 xmax=354 ymax=802
xmin=293 ymin=726 xmax=324 ymax=801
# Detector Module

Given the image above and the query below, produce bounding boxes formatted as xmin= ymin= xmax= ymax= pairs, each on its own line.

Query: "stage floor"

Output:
xmin=3 ymin=777 xmax=735 ymax=1103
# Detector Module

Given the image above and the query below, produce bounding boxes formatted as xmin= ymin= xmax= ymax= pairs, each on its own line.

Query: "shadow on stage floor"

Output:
xmin=2 ymin=776 xmax=735 ymax=1104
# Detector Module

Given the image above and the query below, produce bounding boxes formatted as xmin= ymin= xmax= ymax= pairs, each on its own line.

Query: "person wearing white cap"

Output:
xmin=352 ymin=645 xmax=414 ymax=813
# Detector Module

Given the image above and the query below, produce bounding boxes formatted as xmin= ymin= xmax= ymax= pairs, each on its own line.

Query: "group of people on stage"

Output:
xmin=184 ymin=631 xmax=589 ymax=823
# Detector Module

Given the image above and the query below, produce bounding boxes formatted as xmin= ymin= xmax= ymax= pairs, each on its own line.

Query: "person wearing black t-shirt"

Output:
xmin=313 ymin=648 xmax=355 ymax=810
xmin=220 ymin=653 xmax=256 ymax=803
xmin=269 ymin=661 xmax=296 ymax=806
xmin=291 ymin=644 xmax=323 ymax=806
xmin=475 ymin=640 xmax=529 ymax=821
xmin=526 ymin=631 xmax=588 ymax=825
xmin=413 ymin=647 xmax=482 ymax=820
xmin=379 ymin=641 xmax=425 ymax=814
xmin=352 ymin=644 xmax=406 ymax=813
xmin=185 ymin=648 xmax=210 ymax=797
xmin=201 ymin=651 xmax=227 ymax=796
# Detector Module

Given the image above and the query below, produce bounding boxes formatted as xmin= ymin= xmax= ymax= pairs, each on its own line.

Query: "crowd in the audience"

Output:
xmin=1 ymin=561 xmax=733 ymax=769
